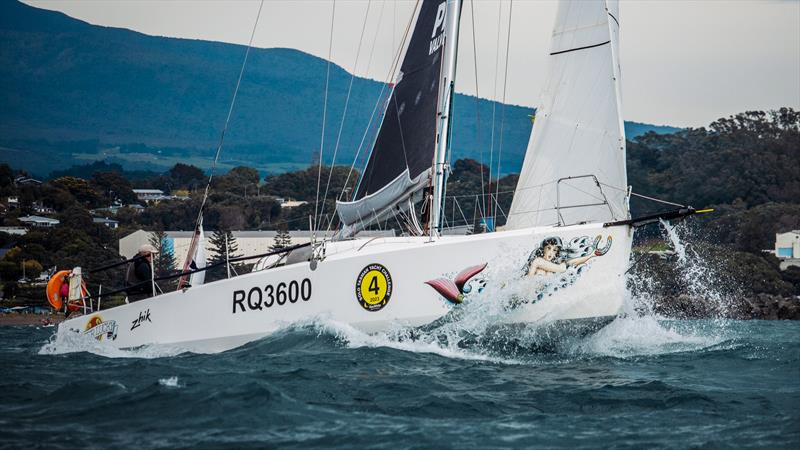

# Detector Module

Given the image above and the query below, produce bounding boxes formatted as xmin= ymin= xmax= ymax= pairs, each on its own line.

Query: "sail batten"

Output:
xmin=506 ymin=0 xmax=628 ymax=230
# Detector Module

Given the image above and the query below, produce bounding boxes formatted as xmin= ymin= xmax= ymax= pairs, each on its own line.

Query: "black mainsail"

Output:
xmin=337 ymin=0 xmax=450 ymax=236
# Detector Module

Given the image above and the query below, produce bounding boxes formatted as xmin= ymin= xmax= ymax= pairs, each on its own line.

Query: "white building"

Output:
xmin=18 ymin=215 xmax=59 ymax=228
xmin=119 ymin=229 xmax=397 ymax=269
xmin=280 ymin=200 xmax=308 ymax=209
xmin=132 ymin=189 xmax=166 ymax=202
xmin=775 ymin=230 xmax=800 ymax=270
xmin=0 ymin=226 xmax=27 ymax=236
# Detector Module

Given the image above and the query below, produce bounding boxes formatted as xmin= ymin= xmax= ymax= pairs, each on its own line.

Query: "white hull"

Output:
xmin=56 ymin=223 xmax=632 ymax=353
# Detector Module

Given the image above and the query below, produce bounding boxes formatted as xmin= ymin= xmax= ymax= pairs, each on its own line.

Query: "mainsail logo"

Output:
xmin=429 ymin=2 xmax=447 ymax=55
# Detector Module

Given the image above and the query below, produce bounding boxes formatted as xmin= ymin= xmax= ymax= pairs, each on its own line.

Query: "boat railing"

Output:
xmin=555 ymin=174 xmax=615 ymax=226
xmin=74 ymin=242 xmax=314 ymax=308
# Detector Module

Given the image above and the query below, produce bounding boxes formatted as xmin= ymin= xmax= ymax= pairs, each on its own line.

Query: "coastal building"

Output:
xmin=92 ymin=217 xmax=119 ymax=229
xmin=0 ymin=226 xmax=28 ymax=236
xmin=32 ymin=201 xmax=55 ymax=215
xmin=280 ymin=200 xmax=308 ymax=209
xmin=132 ymin=189 xmax=167 ymax=202
xmin=14 ymin=176 xmax=41 ymax=186
xmin=775 ymin=230 xmax=800 ymax=270
xmin=18 ymin=215 xmax=59 ymax=228
xmin=118 ymin=229 xmax=398 ymax=269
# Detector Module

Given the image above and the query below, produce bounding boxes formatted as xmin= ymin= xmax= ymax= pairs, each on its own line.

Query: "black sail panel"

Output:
xmin=354 ymin=0 xmax=446 ymax=200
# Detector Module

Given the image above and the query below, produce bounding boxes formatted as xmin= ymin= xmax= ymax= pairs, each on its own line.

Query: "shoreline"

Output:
xmin=0 ymin=313 xmax=65 ymax=327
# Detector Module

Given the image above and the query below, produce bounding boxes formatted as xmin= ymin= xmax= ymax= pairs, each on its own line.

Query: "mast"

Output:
xmin=429 ymin=0 xmax=462 ymax=237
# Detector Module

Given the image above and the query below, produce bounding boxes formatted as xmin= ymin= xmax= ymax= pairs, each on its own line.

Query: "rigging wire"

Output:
xmin=313 ymin=0 xmax=337 ymax=234
xmin=317 ymin=0 xmax=373 ymax=232
xmin=193 ymin=0 xmax=264 ymax=232
xmin=599 ymin=182 xmax=687 ymax=208
xmin=337 ymin=1 xmax=418 ymax=220
xmin=339 ymin=0 xmax=395 ymax=202
xmin=493 ymin=0 xmax=513 ymax=227
xmin=469 ymin=0 xmax=487 ymax=222
xmin=487 ymin=2 xmax=503 ymax=223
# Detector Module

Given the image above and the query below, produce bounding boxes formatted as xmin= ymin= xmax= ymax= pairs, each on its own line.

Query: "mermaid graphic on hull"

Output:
xmin=526 ymin=235 xmax=612 ymax=277
xmin=522 ymin=235 xmax=612 ymax=303
xmin=425 ymin=235 xmax=612 ymax=305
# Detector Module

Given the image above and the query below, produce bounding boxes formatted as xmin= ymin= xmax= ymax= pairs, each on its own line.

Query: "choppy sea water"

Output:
xmin=1 ymin=315 xmax=798 ymax=449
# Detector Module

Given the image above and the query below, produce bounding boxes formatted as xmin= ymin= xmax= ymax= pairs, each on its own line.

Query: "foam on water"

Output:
xmin=158 ymin=376 xmax=182 ymax=388
xmin=39 ymin=326 xmax=190 ymax=359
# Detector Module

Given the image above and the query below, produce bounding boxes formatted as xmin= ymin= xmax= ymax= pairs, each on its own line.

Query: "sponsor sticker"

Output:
xmin=84 ymin=315 xmax=118 ymax=341
xmin=356 ymin=263 xmax=392 ymax=312
xmin=131 ymin=309 xmax=152 ymax=331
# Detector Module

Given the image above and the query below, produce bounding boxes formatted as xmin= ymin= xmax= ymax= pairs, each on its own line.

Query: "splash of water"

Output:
xmin=159 ymin=376 xmax=182 ymax=388
xmin=39 ymin=327 xmax=190 ymax=359
xmin=659 ymin=219 xmax=733 ymax=320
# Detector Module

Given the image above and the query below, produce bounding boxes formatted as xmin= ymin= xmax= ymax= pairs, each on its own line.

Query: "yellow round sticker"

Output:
xmin=356 ymin=264 xmax=392 ymax=311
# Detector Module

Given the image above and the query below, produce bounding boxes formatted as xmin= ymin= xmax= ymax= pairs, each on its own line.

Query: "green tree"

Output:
xmin=270 ymin=228 xmax=292 ymax=251
xmin=0 ymin=261 xmax=20 ymax=282
xmin=168 ymin=163 xmax=206 ymax=190
xmin=50 ymin=176 xmax=103 ymax=208
xmin=213 ymin=166 xmax=260 ymax=196
xmin=207 ymin=229 xmax=243 ymax=281
xmin=22 ymin=259 xmax=43 ymax=279
xmin=0 ymin=164 xmax=14 ymax=190
xmin=91 ymin=171 xmax=137 ymax=204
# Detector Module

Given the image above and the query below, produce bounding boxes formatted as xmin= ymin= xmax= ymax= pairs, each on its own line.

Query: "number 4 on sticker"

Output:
xmin=356 ymin=264 xmax=393 ymax=312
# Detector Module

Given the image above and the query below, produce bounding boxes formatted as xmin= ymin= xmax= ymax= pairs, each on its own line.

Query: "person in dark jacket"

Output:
xmin=125 ymin=244 xmax=158 ymax=301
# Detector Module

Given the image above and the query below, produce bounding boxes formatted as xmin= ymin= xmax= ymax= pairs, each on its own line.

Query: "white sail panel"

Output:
xmin=506 ymin=0 xmax=627 ymax=229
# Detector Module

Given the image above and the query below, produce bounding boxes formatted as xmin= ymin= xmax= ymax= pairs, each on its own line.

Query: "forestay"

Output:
xmin=337 ymin=0 xmax=449 ymax=237
xmin=506 ymin=0 xmax=628 ymax=229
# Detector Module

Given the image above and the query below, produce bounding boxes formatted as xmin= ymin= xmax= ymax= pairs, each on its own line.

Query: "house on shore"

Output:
xmin=775 ymin=230 xmax=800 ymax=270
xmin=132 ymin=189 xmax=167 ymax=202
xmin=18 ymin=215 xmax=59 ymax=228
xmin=92 ymin=217 xmax=120 ymax=229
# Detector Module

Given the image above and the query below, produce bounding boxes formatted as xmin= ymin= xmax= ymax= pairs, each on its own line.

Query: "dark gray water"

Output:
xmin=1 ymin=316 xmax=798 ymax=449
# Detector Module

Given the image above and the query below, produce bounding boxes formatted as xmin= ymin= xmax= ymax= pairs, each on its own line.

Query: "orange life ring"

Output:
xmin=46 ymin=270 xmax=89 ymax=311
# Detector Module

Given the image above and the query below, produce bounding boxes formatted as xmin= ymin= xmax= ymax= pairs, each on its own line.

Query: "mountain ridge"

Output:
xmin=0 ymin=0 xmax=680 ymax=177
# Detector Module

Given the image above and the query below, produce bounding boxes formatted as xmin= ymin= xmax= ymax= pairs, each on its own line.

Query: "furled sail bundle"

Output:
xmin=506 ymin=0 xmax=628 ymax=229
xmin=336 ymin=0 xmax=450 ymax=237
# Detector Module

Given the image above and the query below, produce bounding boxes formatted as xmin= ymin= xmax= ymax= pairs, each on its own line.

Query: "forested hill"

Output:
xmin=0 ymin=0 xmax=679 ymax=177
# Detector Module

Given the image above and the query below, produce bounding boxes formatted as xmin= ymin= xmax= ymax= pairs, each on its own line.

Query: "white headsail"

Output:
xmin=506 ymin=0 xmax=628 ymax=229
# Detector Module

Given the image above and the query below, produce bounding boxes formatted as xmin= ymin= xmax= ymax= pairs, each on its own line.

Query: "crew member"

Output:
xmin=125 ymin=244 xmax=158 ymax=301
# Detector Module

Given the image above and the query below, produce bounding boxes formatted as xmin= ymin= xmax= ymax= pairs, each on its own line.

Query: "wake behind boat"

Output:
xmin=51 ymin=0 xmax=705 ymax=353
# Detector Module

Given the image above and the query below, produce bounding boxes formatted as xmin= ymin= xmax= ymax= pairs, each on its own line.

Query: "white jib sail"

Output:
xmin=506 ymin=0 xmax=628 ymax=229
xmin=189 ymin=223 xmax=206 ymax=287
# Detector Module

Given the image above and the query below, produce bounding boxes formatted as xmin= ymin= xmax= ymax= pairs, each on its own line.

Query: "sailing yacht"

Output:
xmin=55 ymin=0 xmax=647 ymax=353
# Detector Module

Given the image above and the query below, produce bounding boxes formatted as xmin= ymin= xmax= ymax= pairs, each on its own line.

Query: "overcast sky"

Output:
xmin=25 ymin=0 xmax=800 ymax=128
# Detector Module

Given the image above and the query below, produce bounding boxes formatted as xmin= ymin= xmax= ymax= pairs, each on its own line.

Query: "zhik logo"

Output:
xmin=131 ymin=309 xmax=152 ymax=331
